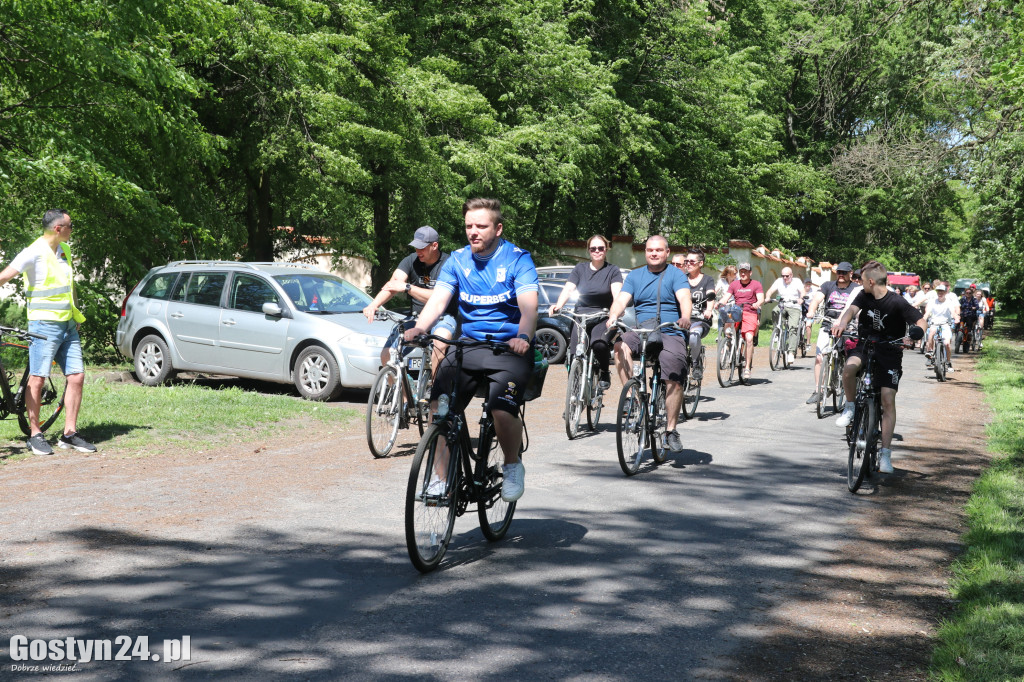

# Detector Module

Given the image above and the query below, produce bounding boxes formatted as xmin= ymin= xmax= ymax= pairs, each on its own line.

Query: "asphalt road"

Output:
xmin=0 ymin=345 xmax=941 ymax=680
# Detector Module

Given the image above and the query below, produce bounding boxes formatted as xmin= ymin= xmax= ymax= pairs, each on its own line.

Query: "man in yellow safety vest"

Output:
xmin=0 ymin=209 xmax=95 ymax=455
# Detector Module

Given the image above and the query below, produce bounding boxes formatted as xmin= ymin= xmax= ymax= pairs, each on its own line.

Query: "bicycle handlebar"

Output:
xmin=374 ymin=309 xmax=409 ymax=323
xmin=0 ymin=325 xmax=46 ymax=341
xmin=613 ymin=320 xmax=683 ymax=335
xmin=562 ymin=309 xmax=609 ymax=325
xmin=410 ymin=333 xmax=512 ymax=355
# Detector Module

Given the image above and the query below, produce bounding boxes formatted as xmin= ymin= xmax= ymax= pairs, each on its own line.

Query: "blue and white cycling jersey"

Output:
xmin=435 ymin=239 xmax=539 ymax=341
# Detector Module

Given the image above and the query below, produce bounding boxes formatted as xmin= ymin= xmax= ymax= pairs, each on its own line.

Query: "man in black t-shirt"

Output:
xmin=363 ymin=226 xmax=458 ymax=373
xmin=674 ymin=249 xmax=716 ymax=380
xmin=831 ymin=262 xmax=926 ymax=474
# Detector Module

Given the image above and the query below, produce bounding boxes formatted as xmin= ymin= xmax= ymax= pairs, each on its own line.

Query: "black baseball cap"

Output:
xmin=836 ymin=262 xmax=853 ymax=273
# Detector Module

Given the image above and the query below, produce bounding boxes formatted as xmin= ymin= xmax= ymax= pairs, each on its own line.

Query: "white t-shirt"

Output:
xmin=769 ymin=277 xmax=804 ymax=304
xmin=927 ymin=297 xmax=958 ymax=326
xmin=9 ymin=241 xmax=72 ymax=288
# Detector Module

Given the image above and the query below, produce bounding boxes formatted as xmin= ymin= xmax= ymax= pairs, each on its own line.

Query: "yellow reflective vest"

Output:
xmin=23 ymin=236 xmax=86 ymax=324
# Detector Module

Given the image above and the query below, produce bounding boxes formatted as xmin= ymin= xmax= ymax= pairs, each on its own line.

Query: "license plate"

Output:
xmin=407 ymin=357 xmax=422 ymax=371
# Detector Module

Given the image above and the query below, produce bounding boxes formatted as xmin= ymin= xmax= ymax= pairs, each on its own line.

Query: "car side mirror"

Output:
xmin=262 ymin=302 xmax=283 ymax=317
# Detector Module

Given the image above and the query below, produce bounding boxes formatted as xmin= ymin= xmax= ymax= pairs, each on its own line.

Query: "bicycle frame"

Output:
xmin=0 ymin=325 xmax=65 ymax=435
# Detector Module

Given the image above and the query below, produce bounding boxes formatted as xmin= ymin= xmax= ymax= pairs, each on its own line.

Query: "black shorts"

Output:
xmin=847 ymin=344 xmax=904 ymax=391
xmin=430 ymin=344 xmax=533 ymax=416
xmin=619 ymin=331 xmax=690 ymax=384
xmin=569 ymin=318 xmax=614 ymax=366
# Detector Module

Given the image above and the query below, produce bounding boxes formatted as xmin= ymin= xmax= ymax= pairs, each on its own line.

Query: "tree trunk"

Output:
xmin=245 ymin=169 xmax=274 ymax=261
xmin=370 ymin=172 xmax=392 ymax=292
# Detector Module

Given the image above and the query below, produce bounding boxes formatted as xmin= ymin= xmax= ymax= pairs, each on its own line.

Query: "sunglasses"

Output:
xmin=672 ymin=262 xmax=686 ymax=268
xmin=589 ymin=246 xmax=606 ymax=252
xmin=683 ymin=259 xmax=700 ymax=265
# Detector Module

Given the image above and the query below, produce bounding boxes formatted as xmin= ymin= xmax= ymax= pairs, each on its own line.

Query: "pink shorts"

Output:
xmin=741 ymin=310 xmax=760 ymax=336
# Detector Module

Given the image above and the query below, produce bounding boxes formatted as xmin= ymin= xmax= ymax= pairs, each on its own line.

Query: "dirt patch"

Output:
xmin=726 ymin=352 xmax=989 ymax=680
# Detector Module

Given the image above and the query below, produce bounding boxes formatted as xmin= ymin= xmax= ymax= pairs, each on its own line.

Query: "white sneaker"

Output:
xmin=835 ymin=404 xmax=855 ymax=427
xmin=786 ymin=352 xmax=795 ymax=364
xmin=501 ymin=461 xmax=525 ymax=502
xmin=425 ymin=478 xmax=446 ymax=496
xmin=878 ymin=448 xmax=893 ymax=474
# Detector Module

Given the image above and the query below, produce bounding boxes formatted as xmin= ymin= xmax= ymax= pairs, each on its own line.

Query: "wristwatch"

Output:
xmin=517 ymin=333 xmax=532 ymax=344
xmin=405 ymin=283 xmax=411 ymax=293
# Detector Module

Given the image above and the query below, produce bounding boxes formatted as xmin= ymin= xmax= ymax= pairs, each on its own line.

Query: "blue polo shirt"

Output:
xmin=622 ymin=265 xmax=690 ymax=336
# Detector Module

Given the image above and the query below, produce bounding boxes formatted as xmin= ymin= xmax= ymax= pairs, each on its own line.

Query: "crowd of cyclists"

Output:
xmin=368 ymin=201 xmax=995 ymax=512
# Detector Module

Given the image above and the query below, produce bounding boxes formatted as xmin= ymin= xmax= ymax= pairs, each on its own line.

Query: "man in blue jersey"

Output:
xmin=405 ymin=198 xmax=539 ymax=502
xmin=606 ymin=235 xmax=693 ymax=452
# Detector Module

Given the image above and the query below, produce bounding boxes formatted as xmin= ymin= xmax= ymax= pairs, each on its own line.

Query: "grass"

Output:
xmin=0 ymin=375 xmax=359 ymax=463
xmin=932 ymin=316 xmax=1024 ymax=681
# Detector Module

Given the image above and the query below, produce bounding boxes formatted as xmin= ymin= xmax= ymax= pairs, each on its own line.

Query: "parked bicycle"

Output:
xmin=847 ymin=337 xmax=907 ymax=492
xmin=716 ymin=304 xmax=750 ymax=387
xmin=562 ymin=310 xmax=610 ymax=439
xmin=404 ymin=334 xmax=541 ymax=573
xmin=0 ymin=325 xmax=67 ymax=436
xmin=768 ymin=299 xmax=801 ymax=370
xmin=613 ymin=320 xmax=679 ymax=476
xmin=366 ymin=309 xmax=433 ymax=458
xmin=813 ymin=325 xmax=849 ymax=419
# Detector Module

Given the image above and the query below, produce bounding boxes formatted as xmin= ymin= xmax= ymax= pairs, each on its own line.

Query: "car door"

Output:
xmin=217 ymin=273 xmax=291 ymax=377
xmin=165 ymin=272 xmax=227 ymax=366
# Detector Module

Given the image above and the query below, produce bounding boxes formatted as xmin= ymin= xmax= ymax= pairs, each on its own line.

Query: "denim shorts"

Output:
xmin=28 ymin=319 xmax=84 ymax=377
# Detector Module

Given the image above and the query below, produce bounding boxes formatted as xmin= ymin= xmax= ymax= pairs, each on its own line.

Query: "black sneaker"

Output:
xmin=806 ymin=392 xmax=822 ymax=405
xmin=27 ymin=433 xmax=53 ymax=456
xmin=58 ymin=432 xmax=97 ymax=453
xmin=598 ymin=371 xmax=611 ymax=391
xmin=665 ymin=430 xmax=683 ymax=452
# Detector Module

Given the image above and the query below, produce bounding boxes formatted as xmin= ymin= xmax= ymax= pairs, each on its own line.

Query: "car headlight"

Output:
xmin=338 ymin=331 xmax=387 ymax=349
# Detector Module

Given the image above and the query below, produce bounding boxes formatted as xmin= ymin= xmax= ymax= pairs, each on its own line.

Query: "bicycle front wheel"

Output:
xmin=405 ymin=423 xmax=460 ymax=573
xmin=585 ymin=360 xmax=603 ymax=430
xmin=564 ymin=357 xmax=586 ymax=440
xmin=935 ymin=344 xmax=946 ymax=382
xmin=650 ymin=380 xmax=667 ymax=464
xmin=816 ymin=353 xmax=830 ymax=419
xmin=769 ymin=327 xmax=783 ymax=371
xmin=848 ymin=400 xmax=876 ymax=493
xmin=16 ymin=367 xmax=67 ymax=437
xmin=367 ymin=366 xmax=402 ymax=458
xmin=682 ymin=349 xmax=702 ymax=419
xmin=616 ymin=379 xmax=646 ymax=476
xmin=476 ymin=421 xmax=517 ymax=541
xmin=716 ymin=335 xmax=734 ymax=387
xmin=738 ymin=339 xmax=750 ymax=385
xmin=831 ymin=357 xmax=846 ymax=414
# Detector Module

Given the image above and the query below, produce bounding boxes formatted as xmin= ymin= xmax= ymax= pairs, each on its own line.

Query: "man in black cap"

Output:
xmin=804 ymin=261 xmax=857 ymax=405
xmin=364 ymin=226 xmax=458 ymax=373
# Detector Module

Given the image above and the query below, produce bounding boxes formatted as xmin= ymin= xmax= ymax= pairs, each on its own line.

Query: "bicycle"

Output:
xmin=366 ymin=310 xmax=433 ymax=458
xmin=928 ymin=324 xmax=951 ymax=382
xmin=847 ymin=337 xmax=907 ymax=492
xmin=613 ymin=321 xmax=680 ymax=476
xmin=716 ymin=305 xmax=751 ymax=387
xmin=768 ymin=300 xmax=801 ymax=370
xmin=404 ymin=334 xmax=538 ymax=573
xmin=562 ymin=310 xmax=610 ymax=439
xmin=813 ymin=322 xmax=848 ymax=419
xmin=0 ymin=325 xmax=67 ymax=436
xmin=682 ymin=334 xmax=704 ymax=420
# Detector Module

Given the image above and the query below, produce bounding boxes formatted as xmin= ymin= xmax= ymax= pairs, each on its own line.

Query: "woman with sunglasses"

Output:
xmin=672 ymin=250 xmax=716 ymax=380
xmin=549 ymin=235 xmax=623 ymax=388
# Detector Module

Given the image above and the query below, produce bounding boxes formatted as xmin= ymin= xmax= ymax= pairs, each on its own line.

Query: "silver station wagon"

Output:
xmin=116 ymin=261 xmax=392 ymax=400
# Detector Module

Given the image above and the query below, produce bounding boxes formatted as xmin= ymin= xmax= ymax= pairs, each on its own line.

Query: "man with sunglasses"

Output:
xmin=763 ymin=267 xmax=805 ymax=365
xmin=0 ymin=209 xmax=95 ymax=456
xmin=673 ymin=250 xmax=716 ymax=381
xmin=804 ymin=262 xmax=856 ymax=405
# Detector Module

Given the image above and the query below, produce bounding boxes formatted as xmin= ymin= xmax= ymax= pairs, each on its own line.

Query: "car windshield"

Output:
xmin=274 ymin=273 xmax=371 ymax=313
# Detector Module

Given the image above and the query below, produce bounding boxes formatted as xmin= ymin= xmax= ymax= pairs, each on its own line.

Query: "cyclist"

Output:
xmin=805 ymin=261 xmax=856 ymax=405
xmin=984 ymin=289 xmax=996 ymax=329
xmin=959 ymin=284 xmax=980 ymax=348
xmin=722 ymin=262 xmax=764 ymax=380
xmin=975 ymin=289 xmax=988 ymax=347
xmin=405 ymin=198 xmax=538 ymax=502
xmin=607 ymin=236 xmax=692 ymax=452
xmin=549 ymin=234 xmax=623 ymax=389
xmin=674 ymin=249 xmax=716 ymax=381
xmin=715 ymin=264 xmax=737 ymax=332
xmin=363 ymin=226 xmax=458 ymax=375
xmin=763 ymin=267 xmax=804 ymax=365
xmin=833 ymin=262 xmax=926 ymax=474
xmin=924 ymin=283 xmax=959 ymax=371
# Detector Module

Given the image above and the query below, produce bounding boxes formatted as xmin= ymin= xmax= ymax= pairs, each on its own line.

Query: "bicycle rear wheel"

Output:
xmin=405 ymin=423 xmax=460 ymax=573
xmin=848 ymin=400 xmax=875 ymax=493
xmin=564 ymin=357 xmax=585 ymax=439
xmin=477 ymin=421 xmax=517 ymax=541
xmin=367 ymin=366 xmax=402 ymax=458
xmin=585 ymin=360 xmax=603 ymax=431
xmin=682 ymin=349 xmax=702 ymax=419
xmin=815 ymin=353 xmax=830 ymax=419
xmin=716 ymin=335 xmax=734 ymax=387
xmin=414 ymin=368 xmax=432 ymax=436
xmin=616 ymin=379 xmax=646 ymax=476
xmin=769 ymin=327 xmax=783 ymax=371
xmin=16 ymin=366 xmax=67 ymax=437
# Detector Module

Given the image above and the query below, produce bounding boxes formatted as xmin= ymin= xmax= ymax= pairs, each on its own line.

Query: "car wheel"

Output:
xmin=294 ymin=345 xmax=342 ymax=401
xmin=535 ymin=327 xmax=567 ymax=364
xmin=134 ymin=334 xmax=176 ymax=386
